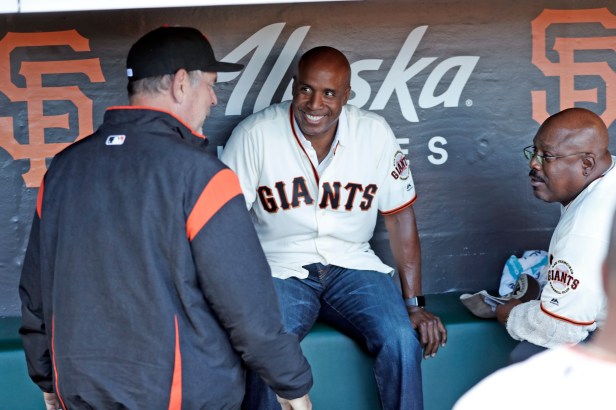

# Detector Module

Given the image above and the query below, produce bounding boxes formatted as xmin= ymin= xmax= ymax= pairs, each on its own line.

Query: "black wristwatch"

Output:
xmin=404 ymin=295 xmax=426 ymax=308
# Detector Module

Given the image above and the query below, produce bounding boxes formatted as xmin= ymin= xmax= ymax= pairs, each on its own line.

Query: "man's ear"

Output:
xmin=343 ymin=86 xmax=351 ymax=105
xmin=171 ymin=69 xmax=189 ymax=104
xmin=582 ymin=154 xmax=596 ymax=177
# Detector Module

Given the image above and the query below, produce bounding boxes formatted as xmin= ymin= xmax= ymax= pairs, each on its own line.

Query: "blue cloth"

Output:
xmin=499 ymin=250 xmax=548 ymax=296
xmin=242 ymin=264 xmax=423 ymax=410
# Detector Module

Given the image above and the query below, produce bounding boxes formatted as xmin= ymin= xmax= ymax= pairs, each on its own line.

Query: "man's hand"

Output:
xmin=408 ymin=306 xmax=447 ymax=359
xmin=43 ymin=392 xmax=60 ymax=410
xmin=495 ymin=299 xmax=522 ymax=326
xmin=277 ymin=394 xmax=312 ymax=410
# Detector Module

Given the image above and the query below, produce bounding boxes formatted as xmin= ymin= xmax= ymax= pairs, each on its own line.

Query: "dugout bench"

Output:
xmin=0 ymin=293 xmax=517 ymax=410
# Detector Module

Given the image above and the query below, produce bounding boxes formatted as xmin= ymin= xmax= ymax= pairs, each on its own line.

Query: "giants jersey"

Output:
xmin=221 ymin=101 xmax=416 ymax=279
xmin=541 ymin=157 xmax=616 ymax=326
xmin=507 ymin=157 xmax=616 ymax=347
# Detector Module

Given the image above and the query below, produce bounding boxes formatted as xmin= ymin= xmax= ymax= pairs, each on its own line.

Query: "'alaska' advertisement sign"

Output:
xmin=1 ymin=1 xmax=615 ymax=316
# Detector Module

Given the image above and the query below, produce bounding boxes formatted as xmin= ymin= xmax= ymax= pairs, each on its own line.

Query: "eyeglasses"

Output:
xmin=523 ymin=145 xmax=587 ymax=166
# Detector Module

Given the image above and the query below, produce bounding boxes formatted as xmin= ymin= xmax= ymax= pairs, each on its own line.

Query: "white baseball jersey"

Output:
xmin=221 ymin=101 xmax=416 ymax=279
xmin=507 ymin=157 xmax=616 ymax=347
xmin=454 ymin=345 xmax=616 ymax=410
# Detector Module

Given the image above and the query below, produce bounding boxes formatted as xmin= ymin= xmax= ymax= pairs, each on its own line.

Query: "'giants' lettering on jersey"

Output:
xmin=391 ymin=151 xmax=410 ymax=180
xmin=547 ymin=259 xmax=580 ymax=295
xmin=257 ymin=177 xmax=378 ymax=213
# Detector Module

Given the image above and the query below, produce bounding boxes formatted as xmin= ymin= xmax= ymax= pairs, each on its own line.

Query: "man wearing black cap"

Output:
xmin=19 ymin=26 xmax=312 ymax=410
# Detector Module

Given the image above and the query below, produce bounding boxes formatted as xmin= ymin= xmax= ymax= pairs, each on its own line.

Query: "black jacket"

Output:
xmin=19 ymin=107 xmax=312 ymax=409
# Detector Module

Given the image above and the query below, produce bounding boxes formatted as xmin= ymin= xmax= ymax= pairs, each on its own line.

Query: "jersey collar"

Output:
xmin=291 ymin=105 xmax=348 ymax=152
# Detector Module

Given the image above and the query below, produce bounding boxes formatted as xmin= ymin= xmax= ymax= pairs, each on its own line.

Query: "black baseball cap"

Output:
xmin=126 ymin=26 xmax=243 ymax=82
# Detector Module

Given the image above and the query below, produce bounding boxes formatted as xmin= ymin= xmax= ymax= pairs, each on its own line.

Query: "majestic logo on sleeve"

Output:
xmin=531 ymin=8 xmax=616 ymax=127
xmin=0 ymin=30 xmax=105 ymax=187
xmin=547 ymin=259 xmax=580 ymax=295
xmin=391 ymin=151 xmax=410 ymax=180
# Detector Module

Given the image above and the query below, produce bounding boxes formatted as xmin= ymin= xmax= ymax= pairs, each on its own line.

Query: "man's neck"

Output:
xmin=306 ymin=131 xmax=337 ymax=163
xmin=129 ymin=92 xmax=175 ymax=113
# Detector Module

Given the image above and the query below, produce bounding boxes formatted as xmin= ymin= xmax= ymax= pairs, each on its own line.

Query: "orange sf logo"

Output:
xmin=0 ymin=30 xmax=105 ymax=187
xmin=531 ymin=8 xmax=616 ymax=127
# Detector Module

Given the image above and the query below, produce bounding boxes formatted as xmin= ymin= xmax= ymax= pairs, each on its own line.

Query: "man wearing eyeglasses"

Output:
xmin=495 ymin=107 xmax=616 ymax=362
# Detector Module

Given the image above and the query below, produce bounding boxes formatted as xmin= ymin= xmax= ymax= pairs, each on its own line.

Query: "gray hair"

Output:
xmin=127 ymin=70 xmax=202 ymax=98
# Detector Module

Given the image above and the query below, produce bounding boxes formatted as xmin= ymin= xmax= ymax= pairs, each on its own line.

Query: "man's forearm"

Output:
xmin=383 ymin=206 xmax=422 ymax=298
xmin=506 ymin=301 xmax=594 ymax=348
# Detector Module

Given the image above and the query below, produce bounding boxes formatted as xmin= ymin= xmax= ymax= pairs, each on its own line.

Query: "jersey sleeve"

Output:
xmin=506 ymin=300 xmax=595 ymax=348
xmin=220 ymin=122 xmax=262 ymax=211
xmin=539 ymin=232 xmax=607 ymax=327
xmin=19 ymin=182 xmax=54 ymax=393
xmin=374 ymin=120 xmax=417 ymax=215
xmin=185 ymin=167 xmax=312 ymax=399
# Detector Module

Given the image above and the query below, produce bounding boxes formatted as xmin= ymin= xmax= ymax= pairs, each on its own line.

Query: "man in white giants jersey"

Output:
xmin=455 ymin=207 xmax=616 ymax=410
xmin=496 ymin=108 xmax=616 ymax=362
xmin=222 ymin=46 xmax=446 ymax=410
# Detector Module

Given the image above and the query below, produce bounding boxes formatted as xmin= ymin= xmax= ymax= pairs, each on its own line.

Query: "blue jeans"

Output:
xmin=242 ymin=264 xmax=423 ymax=410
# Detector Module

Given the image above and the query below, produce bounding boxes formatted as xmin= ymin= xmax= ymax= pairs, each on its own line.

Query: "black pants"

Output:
xmin=509 ymin=330 xmax=595 ymax=364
